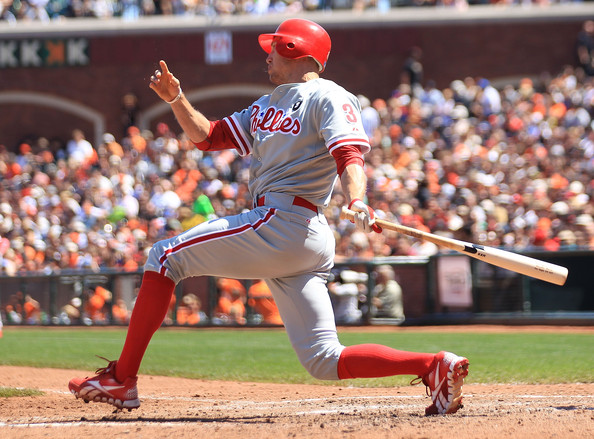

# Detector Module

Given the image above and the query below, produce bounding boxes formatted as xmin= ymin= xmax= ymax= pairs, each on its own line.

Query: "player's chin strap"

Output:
xmin=348 ymin=199 xmax=383 ymax=233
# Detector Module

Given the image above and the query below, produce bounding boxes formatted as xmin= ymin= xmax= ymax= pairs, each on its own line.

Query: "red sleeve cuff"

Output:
xmin=330 ymin=144 xmax=364 ymax=176
xmin=193 ymin=121 xmax=217 ymax=151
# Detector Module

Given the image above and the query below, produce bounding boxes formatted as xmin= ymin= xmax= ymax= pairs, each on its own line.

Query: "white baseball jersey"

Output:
xmin=145 ymin=78 xmax=370 ymax=380
xmin=222 ymin=78 xmax=370 ymax=206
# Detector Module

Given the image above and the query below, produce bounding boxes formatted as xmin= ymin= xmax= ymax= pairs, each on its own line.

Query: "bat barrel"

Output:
xmin=340 ymin=207 xmax=569 ymax=286
xmin=472 ymin=246 xmax=568 ymax=286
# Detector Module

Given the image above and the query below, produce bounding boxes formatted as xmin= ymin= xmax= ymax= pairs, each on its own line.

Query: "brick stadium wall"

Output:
xmin=0 ymin=6 xmax=592 ymax=151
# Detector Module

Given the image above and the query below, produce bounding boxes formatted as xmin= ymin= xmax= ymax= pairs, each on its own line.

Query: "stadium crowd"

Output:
xmin=1 ymin=63 xmax=593 ymax=279
xmin=0 ymin=0 xmax=587 ymax=23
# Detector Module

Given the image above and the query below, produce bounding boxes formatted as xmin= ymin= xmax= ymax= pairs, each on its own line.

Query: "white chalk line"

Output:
xmin=1 ymin=390 xmax=592 ymax=429
xmin=46 ymin=388 xmax=428 ymax=407
xmin=46 ymin=388 xmax=594 ymax=404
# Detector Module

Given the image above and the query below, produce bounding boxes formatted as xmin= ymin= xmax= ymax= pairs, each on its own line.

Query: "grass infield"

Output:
xmin=0 ymin=327 xmax=592 ymax=386
xmin=0 ymin=387 xmax=44 ymax=397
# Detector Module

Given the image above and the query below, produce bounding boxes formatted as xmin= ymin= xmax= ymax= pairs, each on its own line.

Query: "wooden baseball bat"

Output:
xmin=340 ymin=207 xmax=568 ymax=286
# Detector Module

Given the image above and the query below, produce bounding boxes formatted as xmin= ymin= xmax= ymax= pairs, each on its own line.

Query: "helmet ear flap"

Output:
xmin=258 ymin=19 xmax=331 ymax=73
xmin=275 ymin=36 xmax=297 ymax=54
xmin=274 ymin=36 xmax=306 ymax=61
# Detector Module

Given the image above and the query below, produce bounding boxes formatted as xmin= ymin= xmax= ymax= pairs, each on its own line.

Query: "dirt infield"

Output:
xmin=1 ymin=326 xmax=593 ymax=439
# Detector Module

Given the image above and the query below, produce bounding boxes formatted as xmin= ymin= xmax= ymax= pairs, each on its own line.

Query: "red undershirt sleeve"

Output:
xmin=193 ymin=120 xmax=240 ymax=152
xmin=331 ymin=144 xmax=365 ymax=176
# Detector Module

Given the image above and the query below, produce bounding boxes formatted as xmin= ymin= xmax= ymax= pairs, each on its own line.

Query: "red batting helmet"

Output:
xmin=258 ymin=19 xmax=331 ymax=73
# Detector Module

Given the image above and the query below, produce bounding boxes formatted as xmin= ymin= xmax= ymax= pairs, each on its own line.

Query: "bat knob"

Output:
xmin=340 ymin=206 xmax=354 ymax=221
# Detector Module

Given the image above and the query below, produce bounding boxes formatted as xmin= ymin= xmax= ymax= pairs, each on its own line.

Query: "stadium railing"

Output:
xmin=0 ymin=250 xmax=592 ymax=327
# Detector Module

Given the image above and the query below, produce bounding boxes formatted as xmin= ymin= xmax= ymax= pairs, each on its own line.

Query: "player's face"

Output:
xmin=266 ymin=42 xmax=300 ymax=85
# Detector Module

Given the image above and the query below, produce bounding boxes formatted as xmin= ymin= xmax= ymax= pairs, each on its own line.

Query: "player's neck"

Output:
xmin=302 ymin=72 xmax=319 ymax=82
xmin=277 ymin=69 xmax=318 ymax=85
xmin=278 ymin=72 xmax=318 ymax=85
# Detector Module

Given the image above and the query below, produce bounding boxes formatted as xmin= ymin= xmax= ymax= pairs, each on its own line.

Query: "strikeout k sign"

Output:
xmin=0 ymin=38 xmax=89 ymax=68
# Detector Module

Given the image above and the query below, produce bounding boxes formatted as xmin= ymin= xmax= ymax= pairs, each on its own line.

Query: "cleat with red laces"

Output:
xmin=68 ymin=357 xmax=140 ymax=410
xmin=413 ymin=351 xmax=469 ymax=415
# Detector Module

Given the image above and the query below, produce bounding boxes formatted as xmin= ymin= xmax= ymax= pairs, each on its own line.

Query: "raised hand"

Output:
xmin=149 ymin=60 xmax=182 ymax=104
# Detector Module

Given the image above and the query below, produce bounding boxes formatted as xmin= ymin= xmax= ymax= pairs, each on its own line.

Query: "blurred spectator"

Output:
xmin=4 ymin=304 xmax=21 ymax=323
xmin=192 ymin=193 xmax=216 ymax=220
xmin=0 ymin=0 xmax=16 ymax=23
xmin=102 ymin=132 xmax=124 ymax=159
xmin=577 ymin=20 xmax=594 ymax=76
xmin=172 ymin=158 xmax=203 ymax=204
xmin=176 ymin=293 xmax=206 ymax=325
xmin=23 ymin=294 xmax=42 ymax=324
xmin=328 ymin=269 xmax=367 ymax=325
xmin=148 ymin=178 xmax=182 ymax=217
xmin=4 ymin=292 xmax=24 ymax=324
xmin=358 ymin=94 xmax=381 ymax=140
xmin=247 ymin=279 xmax=283 ymax=325
xmin=476 ymin=78 xmax=502 ymax=116
xmin=24 ymin=0 xmax=51 ymax=21
xmin=121 ymin=93 xmax=140 ymax=137
xmin=121 ymin=0 xmax=142 ymax=20
xmin=112 ymin=297 xmax=130 ymax=324
xmin=401 ymin=46 xmax=424 ymax=94
xmin=58 ymin=296 xmax=82 ymax=325
xmin=576 ymin=214 xmax=594 ymax=247
xmin=122 ymin=125 xmax=147 ymax=155
xmin=84 ymin=285 xmax=112 ymax=324
xmin=67 ymin=128 xmax=97 ymax=169
xmin=214 ymin=278 xmax=247 ymax=325
xmin=371 ymin=265 xmax=404 ymax=322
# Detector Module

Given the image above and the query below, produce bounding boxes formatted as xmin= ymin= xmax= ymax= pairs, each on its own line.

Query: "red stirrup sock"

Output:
xmin=337 ymin=344 xmax=435 ymax=379
xmin=115 ymin=270 xmax=175 ymax=383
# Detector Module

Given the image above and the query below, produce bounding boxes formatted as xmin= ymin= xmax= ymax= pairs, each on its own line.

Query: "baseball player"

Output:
xmin=68 ymin=18 xmax=468 ymax=416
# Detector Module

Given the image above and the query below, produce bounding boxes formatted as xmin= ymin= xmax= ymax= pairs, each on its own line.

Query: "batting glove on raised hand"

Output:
xmin=348 ymin=199 xmax=383 ymax=233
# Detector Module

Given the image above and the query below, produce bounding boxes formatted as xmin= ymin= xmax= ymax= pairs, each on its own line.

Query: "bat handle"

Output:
xmin=340 ymin=206 xmax=356 ymax=221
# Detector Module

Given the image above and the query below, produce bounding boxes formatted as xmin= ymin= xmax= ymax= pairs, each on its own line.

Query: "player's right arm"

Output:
xmin=169 ymin=97 xmax=211 ymax=144
xmin=149 ymin=60 xmax=252 ymax=155
xmin=149 ymin=60 xmax=211 ymax=143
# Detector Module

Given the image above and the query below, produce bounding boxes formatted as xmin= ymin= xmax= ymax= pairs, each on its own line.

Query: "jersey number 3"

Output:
xmin=343 ymin=104 xmax=358 ymax=124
